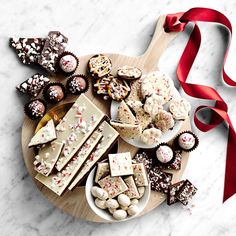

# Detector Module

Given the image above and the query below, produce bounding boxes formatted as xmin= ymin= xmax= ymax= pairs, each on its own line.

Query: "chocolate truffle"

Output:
xmin=59 ymin=52 xmax=78 ymax=74
xmin=24 ymin=99 xmax=46 ymax=120
xmin=43 ymin=83 xmax=66 ymax=103
xmin=66 ymin=74 xmax=88 ymax=95
xmin=176 ymin=131 xmax=199 ymax=152
xmin=156 ymin=143 xmax=174 ymax=164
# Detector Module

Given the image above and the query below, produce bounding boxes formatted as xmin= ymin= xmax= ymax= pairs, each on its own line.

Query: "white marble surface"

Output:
xmin=1 ymin=0 xmax=236 ymax=235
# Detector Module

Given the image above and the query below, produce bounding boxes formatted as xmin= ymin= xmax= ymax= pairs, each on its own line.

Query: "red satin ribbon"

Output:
xmin=164 ymin=7 xmax=236 ymax=202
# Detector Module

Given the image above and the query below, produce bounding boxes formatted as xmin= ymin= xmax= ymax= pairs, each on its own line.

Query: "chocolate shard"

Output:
xmin=176 ymin=180 xmax=197 ymax=205
xmin=167 ymin=180 xmax=185 ymax=205
xmin=16 ymin=73 xmax=50 ymax=97
xmin=149 ymin=168 xmax=173 ymax=194
xmin=38 ymin=31 xmax=68 ymax=73
xmin=9 ymin=37 xmax=45 ymax=64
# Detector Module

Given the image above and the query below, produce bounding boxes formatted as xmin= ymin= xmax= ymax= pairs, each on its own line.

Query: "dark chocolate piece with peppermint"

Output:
xmin=167 ymin=180 xmax=185 ymax=205
xmin=134 ymin=152 xmax=153 ymax=173
xmin=16 ymin=73 xmax=50 ymax=97
xmin=9 ymin=37 xmax=45 ymax=64
xmin=149 ymin=168 xmax=173 ymax=194
xmin=176 ymin=180 xmax=197 ymax=205
xmin=38 ymin=31 xmax=68 ymax=73
xmin=158 ymin=150 xmax=182 ymax=170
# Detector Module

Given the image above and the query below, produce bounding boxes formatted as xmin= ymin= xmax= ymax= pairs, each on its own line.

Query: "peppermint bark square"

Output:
xmin=9 ymin=37 xmax=45 ymax=64
xmin=109 ymin=152 xmax=133 ymax=177
xmin=167 ymin=180 xmax=185 ymax=205
xmin=149 ymin=169 xmax=173 ymax=193
xmin=176 ymin=180 xmax=197 ymax=205
xmin=98 ymin=175 xmax=128 ymax=198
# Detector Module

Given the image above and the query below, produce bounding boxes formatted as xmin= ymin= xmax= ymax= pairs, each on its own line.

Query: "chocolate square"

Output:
xmin=167 ymin=180 xmax=185 ymax=205
xmin=176 ymin=180 xmax=197 ymax=205
xmin=149 ymin=168 xmax=173 ymax=194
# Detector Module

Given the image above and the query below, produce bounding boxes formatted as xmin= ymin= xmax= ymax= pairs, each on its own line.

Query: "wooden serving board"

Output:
xmin=21 ymin=15 xmax=191 ymax=222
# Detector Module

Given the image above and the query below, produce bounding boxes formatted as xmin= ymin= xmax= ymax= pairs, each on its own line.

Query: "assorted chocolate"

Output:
xmin=90 ymin=151 xmax=149 ymax=220
xmin=11 ymin=31 xmax=201 ymax=217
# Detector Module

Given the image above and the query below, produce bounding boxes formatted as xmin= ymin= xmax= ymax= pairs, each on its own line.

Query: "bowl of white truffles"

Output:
xmin=85 ymin=166 xmax=151 ymax=222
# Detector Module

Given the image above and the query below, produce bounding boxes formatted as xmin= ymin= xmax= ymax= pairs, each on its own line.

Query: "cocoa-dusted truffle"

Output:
xmin=58 ymin=52 xmax=78 ymax=74
xmin=43 ymin=83 xmax=66 ymax=103
xmin=24 ymin=99 xmax=46 ymax=120
xmin=66 ymin=74 xmax=88 ymax=95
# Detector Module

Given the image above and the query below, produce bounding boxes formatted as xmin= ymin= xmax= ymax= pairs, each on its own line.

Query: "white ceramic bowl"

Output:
xmin=110 ymin=87 xmax=183 ymax=149
xmin=85 ymin=167 xmax=151 ymax=222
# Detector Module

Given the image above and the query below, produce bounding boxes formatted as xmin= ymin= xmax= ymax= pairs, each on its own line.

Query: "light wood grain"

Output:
xmin=21 ymin=15 xmax=190 ymax=222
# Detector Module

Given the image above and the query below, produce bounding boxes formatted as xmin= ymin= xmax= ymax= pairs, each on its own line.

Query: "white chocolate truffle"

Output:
xmin=137 ymin=187 xmax=145 ymax=199
xmin=95 ymin=198 xmax=107 ymax=209
xmin=106 ymin=199 xmax=119 ymax=209
xmin=127 ymin=205 xmax=140 ymax=216
xmin=108 ymin=208 xmax=117 ymax=214
xmin=117 ymin=194 xmax=131 ymax=207
xmin=131 ymin=199 xmax=139 ymax=205
xmin=91 ymin=186 xmax=108 ymax=200
xmin=178 ymin=133 xmax=196 ymax=150
xmin=156 ymin=145 xmax=174 ymax=163
xmin=113 ymin=209 xmax=127 ymax=220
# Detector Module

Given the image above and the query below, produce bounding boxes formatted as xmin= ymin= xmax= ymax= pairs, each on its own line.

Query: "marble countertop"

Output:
xmin=1 ymin=0 xmax=236 ymax=235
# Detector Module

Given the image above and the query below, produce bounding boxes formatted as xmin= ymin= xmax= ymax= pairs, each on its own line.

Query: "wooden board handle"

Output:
xmin=140 ymin=15 xmax=178 ymax=71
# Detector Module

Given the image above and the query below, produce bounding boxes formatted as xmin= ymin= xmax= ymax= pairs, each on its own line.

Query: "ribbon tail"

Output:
xmin=223 ymin=126 xmax=236 ymax=202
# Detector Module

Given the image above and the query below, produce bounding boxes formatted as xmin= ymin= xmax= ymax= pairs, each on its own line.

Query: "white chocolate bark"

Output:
xmin=68 ymin=121 xmax=119 ymax=190
xmin=132 ymin=163 xmax=149 ymax=187
xmin=109 ymin=152 xmax=133 ymax=177
xmin=53 ymin=94 xmax=105 ymax=171
xmin=28 ymin=119 xmax=56 ymax=147
xmin=123 ymin=176 xmax=140 ymax=199
xmin=35 ymin=131 xmax=102 ymax=196
xmin=34 ymin=141 xmax=64 ymax=176
xmin=95 ymin=162 xmax=110 ymax=183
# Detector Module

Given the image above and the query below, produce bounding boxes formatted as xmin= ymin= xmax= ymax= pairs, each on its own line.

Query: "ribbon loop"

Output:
xmin=164 ymin=13 xmax=186 ymax=33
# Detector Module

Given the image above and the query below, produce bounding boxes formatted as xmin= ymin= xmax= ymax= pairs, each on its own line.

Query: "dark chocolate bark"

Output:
xmin=167 ymin=180 xmax=185 ymax=205
xmin=38 ymin=31 xmax=68 ymax=73
xmin=16 ymin=73 xmax=50 ymax=97
xmin=9 ymin=37 xmax=45 ymax=64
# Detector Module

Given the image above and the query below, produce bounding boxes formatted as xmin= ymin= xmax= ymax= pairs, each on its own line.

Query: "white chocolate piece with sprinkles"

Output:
xmin=108 ymin=152 xmax=133 ymax=177
xmin=28 ymin=119 xmax=56 ymax=147
xmin=132 ymin=163 xmax=149 ymax=187
xmin=35 ymin=131 xmax=102 ymax=196
xmin=34 ymin=141 xmax=64 ymax=176
xmin=68 ymin=121 xmax=119 ymax=190
xmin=53 ymin=94 xmax=104 ymax=171
xmin=95 ymin=162 xmax=110 ymax=183
xmin=123 ymin=176 xmax=140 ymax=199
xmin=98 ymin=175 xmax=128 ymax=199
